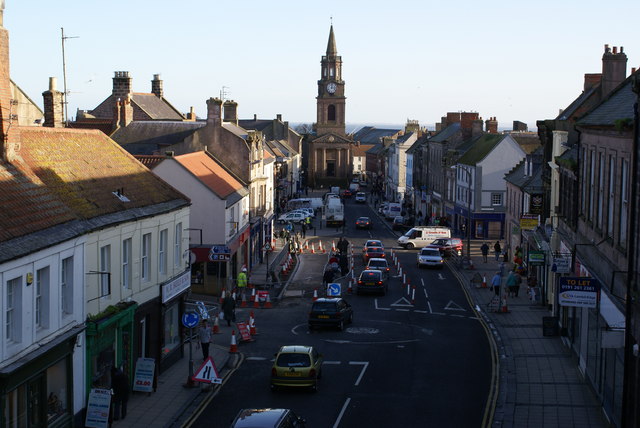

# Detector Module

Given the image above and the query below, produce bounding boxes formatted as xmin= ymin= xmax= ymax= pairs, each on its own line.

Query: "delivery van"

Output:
xmin=383 ymin=203 xmax=402 ymax=219
xmin=397 ymin=226 xmax=451 ymax=249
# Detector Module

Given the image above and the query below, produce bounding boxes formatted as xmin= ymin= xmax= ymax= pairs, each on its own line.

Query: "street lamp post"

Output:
xmin=460 ymin=165 xmax=472 ymax=261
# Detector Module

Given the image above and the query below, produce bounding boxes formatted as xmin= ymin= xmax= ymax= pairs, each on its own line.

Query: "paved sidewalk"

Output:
xmin=449 ymin=241 xmax=607 ymax=428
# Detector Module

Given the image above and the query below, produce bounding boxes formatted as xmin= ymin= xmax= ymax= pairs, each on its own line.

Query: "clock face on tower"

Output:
xmin=326 ymin=82 xmax=337 ymax=94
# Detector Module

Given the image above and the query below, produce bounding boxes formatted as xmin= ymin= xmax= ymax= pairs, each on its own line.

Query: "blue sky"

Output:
xmin=6 ymin=0 xmax=640 ymax=130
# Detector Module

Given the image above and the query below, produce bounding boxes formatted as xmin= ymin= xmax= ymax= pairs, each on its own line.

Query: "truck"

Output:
xmin=324 ymin=197 xmax=344 ymax=227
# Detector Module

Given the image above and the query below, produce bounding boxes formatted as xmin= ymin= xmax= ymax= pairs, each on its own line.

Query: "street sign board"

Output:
xmin=181 ymin=312 xmax=200 ymax=328
xmin=264 ymin=242 xmax=272 ymax=251
xmin=552 ymin=253 xmax=572 ymax=273
xmin=209 ymin=245 xmax=231 ymax=261
xmin=559 ymin=277 xmax=600 ymax=308
xmin=132 ymin=357 xmax=156 ymax=392
xmin=528 ymin=251 xmax=545 ymax=266
xmin=192 ymin=356 xmax=222 ymax=384
xmin=327 ymin=282 xmax=341 ymax=296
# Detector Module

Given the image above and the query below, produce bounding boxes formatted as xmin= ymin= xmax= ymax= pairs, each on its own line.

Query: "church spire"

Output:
xmin=326 ymin=24 xmax=337 ymax=57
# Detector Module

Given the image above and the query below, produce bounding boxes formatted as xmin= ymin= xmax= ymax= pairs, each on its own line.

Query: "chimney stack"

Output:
xmin=485 ymin=117 xmax=498 ymax=134
xmin=206 ymin=97 xmax=223 ymax=127
xmin=471 ymin=119 xmax=483 ymax=138
xmin=151 ymin=74 xmax=163 ymax=97
xmin=42 ymin=77 xmax=64 ymax=127
xmin=223 ymin=100 xmax=238 ymax=125
xmin=583 ymin=73 xmax=602 ymax=91
xmin=112 ymin=71 xmax=132 ymax=99
xmin=114 ymin=95 xmax=133 ymax=128
xmin=601 ymin=44 xmax=627 ymax=97
xmin=1 ymin=1 xmax=19 ymax=161
xmin=186 ymin=106 xmax=196 ymax=121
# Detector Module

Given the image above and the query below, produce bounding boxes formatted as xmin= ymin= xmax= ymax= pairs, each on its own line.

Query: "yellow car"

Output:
xmin=271 ymin=345 xmax=323 ymax=391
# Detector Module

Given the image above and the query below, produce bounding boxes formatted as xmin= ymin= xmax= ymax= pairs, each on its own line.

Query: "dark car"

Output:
xmin=356 ymin=269 xmax=388 ymax=295
xmin=366 ymin=257 xmax=390 ymax=277
xmin=355 ymin=216 xmax=372 ymax=229
xmin=231 ymin=408 xmax=306 ymax=427
xmin=427 ymin=237 xmax=464 ymax=257
xmin=308 ymin=298 xmax=353 ymax=331
xmin=362 ymin=246 xmax=385 ymax=263
xmin=392 ymin=216 xmax=408 ymax=231
xmin=341 ymin=189 xmax=352 ymax=198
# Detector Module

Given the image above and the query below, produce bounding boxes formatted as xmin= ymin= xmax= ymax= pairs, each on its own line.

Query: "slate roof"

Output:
xmin=352 ymin=126 xmax=402 ymax=144
xmin=172 ymin=152 xmax=247 ymax=205
xmin=510 ymin=133 xmax=542 ymax=155
xmin=428 ymin=123 xmax=461 ymax=143
xmin=577 ymin=74 xmax=636 ymax=126
xmin=352 ymin=144 xmax=375 ymax=157
xmin=556 ymin=86 xmax=598 ymax=121
xmin=366 ymin=143 xmax=385 ymax=155
xmin=406 ymin=135 xmax=428 ymax=154
xmin=110 ymin=121 xmax=205 ymax=155
xmin=90 ymin=93 xmax=185 ymax=121
xmin=1 ymin=127 xmax=189 ymax=262
xmin=504 ymin=157 xmax=543 ymax=190
xmin=457 ymin=134 xmax=505 ymax=165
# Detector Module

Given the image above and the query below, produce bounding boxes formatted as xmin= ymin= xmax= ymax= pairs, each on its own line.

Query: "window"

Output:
xmin=6 ymin=277 xmax=21 ymax=342
xmin=100 ymin=245 xmax=111 ymax=297
xmin=162 ymin=304 xmax=181 ymax=357
xmin=328 ymin=105 xmax=336 ymax=121
xmin=35 ymin=267 xmax=50 ymax=329
xmin=491 ymin=193 xmax=502 ymax=206
xmin=174 ymin=223 xmax=182 ymax=268
xmin=329 ymin=67 xmax=334 ymax=77
xmin=619 ymin=159 xmax=629 ymax=246
xmin=607 ymin=156 xmax=615 ymax=237
xmin=122 ymin=238 xmax=132 ymax=289
xmin=597 ymin=152 xmax=604 ymax=229
xmin=142 ymin=233 xmax=151 ymax=281
xmin=159 ymin=229 xmax=168 ymax=275
xmin=61 ymin=257 xmax=73 ymax=315
xmin=589 ymin=150 xmax=595 ymax=221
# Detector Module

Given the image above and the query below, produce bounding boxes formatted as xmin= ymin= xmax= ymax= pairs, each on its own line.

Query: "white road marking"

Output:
xmin=349 ymin=361 xmax=369 ymax=386
xmin=444 ymin=300 xmax=466 ymax=311
xmin=333 ymin=397 xmax=351 ymax=428
xmin=451 ymin=314 xmax=466 ymax=318
xmin=438 ymin=273 xmax=445 ymax=280
xmin=414 ymin=310 xmax=428 ymax=313
xmin=423 ymin=289 xmax=428 ymax=298
xmin=245 ymin=357 xmax=267 ymax=361
xmin=395 ymin=309 xmax=410 ymax=312
xmin=421 ymin=278 xmax=425 ymax=287
xmin=427 ymin=301 xmax=433 ymax=313
xmin=432 ymin=312 xmax=446 ymax=315
xmin=390 ymin=297 xmax=413 ymax=307
xmin=323 ymin=361 xmax=342 ymax=365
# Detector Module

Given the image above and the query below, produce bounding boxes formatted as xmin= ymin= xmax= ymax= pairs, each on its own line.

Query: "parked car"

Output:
xmin=366 ymin=257 xmax=390 ymax=277
xmin=355 ymin=216 xmax=372 ymax=229
xmin=341 ymin=189 xmax=352 ymax=198
xmin=291 ymin=207 xmax=315 ymax=218
xmin=230 ymin=408 xmax=306 ymax=428
xmin=417 ymin=247 xmax=445 ymax=269
xmin=356 ymin=269 xmax=388 ymax=295
xmin=392 ymin=216 xmax=408 ymax=231
xmin=427 ymin=237 xmax=464 ymax=257
xmin=363 ymin=246 xmax=385 ymax=263
xmin=308 ymin=297 xmax=353 ymax=331
xmin=278 ymin=211 xmax=306 ymax=224
xmin=359 ymin=180 xmax=367 ymax=187
xmin=355 ymin=192 xmax=367 ymax=203
xmin=362 ymin=239 xmax=384 ymax=252
xmin=377 ymin=201 xmax=389 ymax=214
xmin=270 ymin=345 xmax=323 ymax=391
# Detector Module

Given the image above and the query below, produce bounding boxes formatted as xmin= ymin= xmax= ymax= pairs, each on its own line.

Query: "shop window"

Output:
xmin=46 ymin=359 xmax=68 ymax=423
xmin=162 ymin=304 xmax=181 ymax=357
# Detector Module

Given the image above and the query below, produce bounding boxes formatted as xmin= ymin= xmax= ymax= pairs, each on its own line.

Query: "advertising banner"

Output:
xmin=559 ymin=277 xmax=600 ymax=308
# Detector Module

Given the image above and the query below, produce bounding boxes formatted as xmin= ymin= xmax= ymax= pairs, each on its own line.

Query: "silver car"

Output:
xmin=417 ymin=247 xmax=444 ymax=269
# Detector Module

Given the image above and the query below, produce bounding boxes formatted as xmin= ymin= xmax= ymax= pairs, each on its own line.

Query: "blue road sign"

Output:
xmin=182 ymin=312 xmax=200 ymax=328
xmin=327 ymin=282 xmax=341 ymax=297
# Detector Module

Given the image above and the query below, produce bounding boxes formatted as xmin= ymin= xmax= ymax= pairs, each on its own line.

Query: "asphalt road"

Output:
xmin=192 ymin=197 xmax=493 ymax=427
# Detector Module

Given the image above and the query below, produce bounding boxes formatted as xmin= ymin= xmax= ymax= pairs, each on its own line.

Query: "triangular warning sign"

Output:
xmin=192 ymin=356 xmax=222 ymax=384
xmin=390 ymin=297 xmax=413 ymax=307
xmin=444 ymin=300 xmax=466 ymax=311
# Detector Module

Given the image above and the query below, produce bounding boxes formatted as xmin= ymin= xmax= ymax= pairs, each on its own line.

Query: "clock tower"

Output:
xmin=316 ymin=25 xmax=346 ymax=137
xmin=307 ymin=25 xmax=354 ymax=188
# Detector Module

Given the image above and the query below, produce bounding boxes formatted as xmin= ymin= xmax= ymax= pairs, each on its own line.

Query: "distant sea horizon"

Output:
xmin=290 ymin=122 xmax=523 ymax=134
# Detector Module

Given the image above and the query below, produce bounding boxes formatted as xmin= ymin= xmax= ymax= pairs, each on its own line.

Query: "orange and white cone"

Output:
xmin=319 ymin=241 xmax=325 ymax=253
xmin=481 ymin=276 xmax=487 ymax=288
xmin=501 ymin=295 xmax=509 ymax=313
xmin=229 ymin=331 xmax=238 ymax=353
xmin=240 ymin=291 xmax=247 ymax=307
xmin=332 ymin=240 xmax=337 ymax=252
xmin=220 ymin=289 xmax=226 ymax=305
xmin=311 ymin=242 xmax=315 ymax=254
xmin=313 ymin=288 xmax=318 ymax=301
xmin=264 ymin=293 xmax=273 ymax=309
xmin=304 ymin=240 xmax=309 ymax=252
xmin=249 ymin=312 xmax=257 ymax=335
xmin=212 ymin=315 xmax=221 ymax=334
xmin=253 ymin=290 xmax=261 ymax=308
xmin=347 ymin=279 xmax=353 ymax=294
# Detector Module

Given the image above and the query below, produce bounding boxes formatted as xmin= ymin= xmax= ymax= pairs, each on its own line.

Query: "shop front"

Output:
xmin=159 ymin=270 xmax=190 ymax=372
xmin=0 ymin=325 xmax=84 ymax=428
xmin=249 ymin=218 xmax=263 ymax=269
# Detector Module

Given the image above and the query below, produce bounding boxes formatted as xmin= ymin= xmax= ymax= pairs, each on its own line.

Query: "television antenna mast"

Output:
xmin=220 ymin=86 xmax=230 ymax=101
xmin=61 ymin=27 xmax=79 ymax=125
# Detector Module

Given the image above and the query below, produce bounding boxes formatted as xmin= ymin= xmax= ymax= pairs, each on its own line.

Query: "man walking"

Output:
xmin=110 ymin=366 xmax=130 ymax=421
xmin=198 ymin=320 xmax=212 ymax=359
xmin=491 ymin=271 xmax=502 ymax=296
xmin=480 ymin=242 xmax=489 ymax=263
xmin=494 ymin=241 xmax=502 ymax=261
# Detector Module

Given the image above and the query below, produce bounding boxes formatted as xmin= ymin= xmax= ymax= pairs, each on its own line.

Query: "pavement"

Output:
xmin=115 ymin=189 xmax=607 ymax=428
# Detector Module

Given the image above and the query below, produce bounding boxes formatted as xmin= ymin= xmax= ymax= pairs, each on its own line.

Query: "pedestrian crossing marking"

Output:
xmin=444 ymin=300 xmax=466 ymax=311
xmin=192 ymin=356 xmax=222 ymax=384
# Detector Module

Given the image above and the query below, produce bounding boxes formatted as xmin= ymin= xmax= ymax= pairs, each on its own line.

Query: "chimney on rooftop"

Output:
xmin=42 ymin=77 xmax=64 ymax=127
xmin=471 ymin=119 xmax=483 ymax=138
xmin=485 ymin=117 xmax=498 ymax=134
xmin=186 ymin=106 xmax=196 ymax=121
xmin=112 ymin=71 xmax=132 ymax=100
xmin=1 ymin=3 xmax=20 ymax=162
xmin=223 ymin=100 xmax=238 ymax=125
xmin=151 ymin=74 xmax=163 ymax=97
xmin=206 ymin=97 xmax=223 ymax=127
xmin=114 ymin=95 xmax=133 ymax=128
xmin=601 ymin=44 xmax=627 ymax=97
xmin=583 ymin=73 xmax=602 ymax=91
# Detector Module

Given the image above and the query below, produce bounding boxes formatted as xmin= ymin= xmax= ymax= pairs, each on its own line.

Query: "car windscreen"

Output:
xmin=420 ymin=249 xmax=440 ymax=257
xmin=311 ymin=302 xmax=337 ymax=312
xmin=276 ymin=353 xmax=311 ymax=367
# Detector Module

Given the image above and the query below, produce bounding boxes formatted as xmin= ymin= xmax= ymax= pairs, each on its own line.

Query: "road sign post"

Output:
xmin=182 ymin=312 xmax=200 ymax=387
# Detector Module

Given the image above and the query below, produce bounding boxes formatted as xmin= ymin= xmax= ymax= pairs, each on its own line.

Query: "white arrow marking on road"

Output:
xmin=438 ymin=273 xmax=446 ymax=280
xmin=390 ymin=297 xmax=413 ymax=307
xmin=374 ymin=299 xmax=391 ymax=310
xmin=444 ymin=300 xmax=466 ymax=311
xmin=349 ymin=361 xmax=369 ymax=386
xmin=333 ymin=397 xmax=351 ymax=428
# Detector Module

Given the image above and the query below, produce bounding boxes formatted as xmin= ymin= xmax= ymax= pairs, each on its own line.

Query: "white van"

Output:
xmin=384 ymin=203 xmax=402 ymax=219
xmin=397 ymin=226 xmax=451 ymax=249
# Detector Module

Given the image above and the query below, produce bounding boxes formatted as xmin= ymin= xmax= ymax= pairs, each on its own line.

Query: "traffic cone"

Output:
xmin=249 ymin=312 xmax=258 ymax=335
xmin=332 ymin=240 xmax=337 ymax=252
xmin=264 ymin=293 xmax=273 ymax=309
xmin=240 ymin=291 xmax=247 ymax=307
xmin=501 ymin=295 xmax=509 ymax=313
xmin=229 ymin=331 xmax=238 ymax=353
xmin=313 ymin=288 xmax=318 ymax=301
xmin=253 ymin=289 xmax=261 ymax=308
xmin=212 ymin=315 xmax=221 ymax=334
xmin=319 ymin=241 xmax=325 ymax=253
xmin=481 ymin=276 xmax=487 ymax=288
xmin=411 ymin=285 xmax=416 ymax=305
xmin=347 ymin=279 xmax=353 ymax=294
xmin=220 ymin=289 xmax=226 ymax=305
xmin=304 ymin=240 xmax=309 ymax=252
xmin=311 ymin=242 xmax=316 ymax=254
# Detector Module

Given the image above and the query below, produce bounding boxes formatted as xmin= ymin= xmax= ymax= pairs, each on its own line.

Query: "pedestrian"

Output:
xmin=514 ymin=273 xmax=523 ymax=297
xmin=222 ymin=295 xmax=236 ymax=327
xmin=110 ymin=366 xmax=130 ymax=421
xmin=491 ymin=271 xmax=502 ymax=296
xmin=506 ymin=271 xmax=517 ymax=297
xmin=322 ymin=268 xmax=335 ymax=287
xmin=480 ymin=242 xmax=489 ymax=263
xmin=301 ymin=221 xmax=307 ymax=239
xmin=198 ymin=320 xmax=212 ymax=359
xmin=236 ymin=267 xmax=247 ymax=303
xmin=494 ymin=241 xmax=502 ymax=261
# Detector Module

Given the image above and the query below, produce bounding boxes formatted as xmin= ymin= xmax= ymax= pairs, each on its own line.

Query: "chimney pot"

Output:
xmin=49 ymin=77 xmax=57 ymax=91
xmin=613 ymin=46 xmax=618 ymax=54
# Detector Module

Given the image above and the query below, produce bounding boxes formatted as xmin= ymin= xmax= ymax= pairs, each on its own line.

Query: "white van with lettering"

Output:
xmin=397 ymin=226 xmax=451 ymax=249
